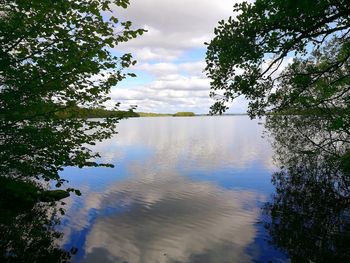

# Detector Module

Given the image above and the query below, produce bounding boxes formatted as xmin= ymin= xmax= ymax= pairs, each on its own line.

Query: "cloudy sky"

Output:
xmin=107 ymin=0 xmax=247 ymax=114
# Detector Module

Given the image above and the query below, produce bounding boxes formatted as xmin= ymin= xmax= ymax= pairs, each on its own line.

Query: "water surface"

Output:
xmin=60 ymin=116 xmax=288 ymax=262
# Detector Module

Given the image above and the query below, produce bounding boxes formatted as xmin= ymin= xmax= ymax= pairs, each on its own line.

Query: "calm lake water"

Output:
xmin=59 ymin=116 xmax=289 ymax=262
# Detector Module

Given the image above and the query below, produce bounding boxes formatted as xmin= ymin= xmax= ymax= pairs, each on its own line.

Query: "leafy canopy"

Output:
xmin=0 ymin=0 xmax=145 ymax=188
xmin=1 ymin=0 xmax=145 ymax=116
xmin=206 ymin=0 xmax=350 ymax=116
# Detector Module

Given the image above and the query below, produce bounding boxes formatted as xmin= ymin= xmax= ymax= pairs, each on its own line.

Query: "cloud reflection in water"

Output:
xmin=60 ymin=116 xmax=277 ymax=262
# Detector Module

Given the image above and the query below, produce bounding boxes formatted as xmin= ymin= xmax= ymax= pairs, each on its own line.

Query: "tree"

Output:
xmin=205 ymin=0 xmax=350 ymax=117
xmin=0 ymin=0 xmax=145 ymax=188
xmin=1 ymin=1 xmax=144 ymax=260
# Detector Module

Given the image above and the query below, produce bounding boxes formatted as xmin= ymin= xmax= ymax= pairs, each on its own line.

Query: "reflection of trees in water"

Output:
xmin=0 ymin=99 xmax=120 ymax=263
xmin=264 ymin=115 xmax=350 ymax=262
xmin=0 ymin=201 xmax=73 ymax=263
xmin=1 ymin=118 xmax=118 ymax=186
xmin=0 ymin=117 xmax=119 ymax=261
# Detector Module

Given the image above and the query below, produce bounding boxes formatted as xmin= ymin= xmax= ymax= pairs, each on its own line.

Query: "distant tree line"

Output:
xmin=137 ymin=112 xmax=173 ymax=117
xmin=173 ymin=112 xmax=195 ymax=117
xmin=137 ymin=112 xmax=196 ymax=117
xmin=55 ymin=105 xmax=140 ymax=119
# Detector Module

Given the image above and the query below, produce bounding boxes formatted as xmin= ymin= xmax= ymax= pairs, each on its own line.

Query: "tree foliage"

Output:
xmin=1 ymin=1 xmax=144 ymax=259
xmin=1 ymin=0 xmax=144 ymax=116
xmin=206 ymin=0 xmax=350 ymax=116
xmin=0 ymin=0 xmax=145 ymax=187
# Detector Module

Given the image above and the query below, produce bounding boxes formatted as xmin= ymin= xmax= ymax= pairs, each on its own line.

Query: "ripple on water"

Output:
xmin=59 ymin=117 xmax=283 ymax=262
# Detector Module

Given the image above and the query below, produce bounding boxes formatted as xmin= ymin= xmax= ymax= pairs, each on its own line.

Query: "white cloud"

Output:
xmin=178 ymin=61 xmax=206 ymax=76
xmin=132 ymin=47 xmax=183 ymax=61
xmin=134 ymin=61 xmax=206 ymax=78
xmin=135 ymin=62 xmax=178 ymax=76
xmin=106 ymin=0 xmax=248 ymax=114
xmin=109 ymin=73 xmax=211 ymax=113
xmin=109 ymin=63 xmax=247 ymax=113
xmin=116 ymin=0 xmax=239 ymax=60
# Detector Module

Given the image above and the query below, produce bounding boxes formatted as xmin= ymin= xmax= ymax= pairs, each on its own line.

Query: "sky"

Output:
xmin=106 ymin=0 xmax=247 ymax=114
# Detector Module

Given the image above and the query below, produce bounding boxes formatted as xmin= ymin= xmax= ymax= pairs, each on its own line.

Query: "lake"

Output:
xmin=59 ymin=116 xmax=289 ymax=262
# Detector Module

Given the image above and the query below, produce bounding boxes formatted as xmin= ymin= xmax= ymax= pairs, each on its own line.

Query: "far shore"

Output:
xmin=137 ymin=112 xmax=248 ymax=117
